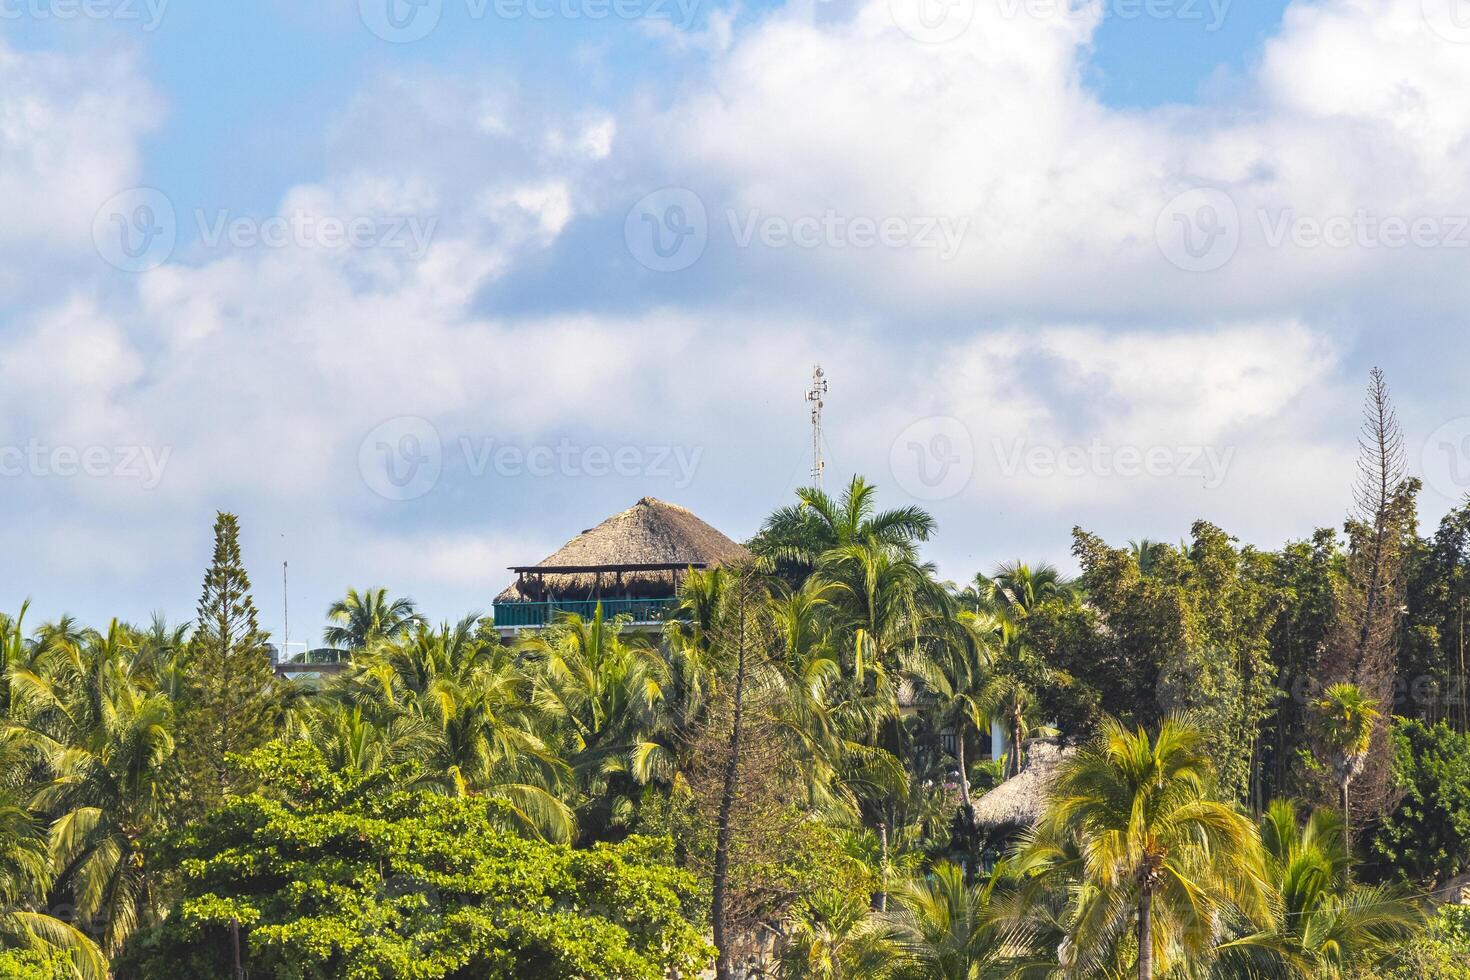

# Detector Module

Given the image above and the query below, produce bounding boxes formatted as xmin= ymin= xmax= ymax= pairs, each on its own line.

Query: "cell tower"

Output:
xmin=806 ymin=365 xmax=828 ymax=489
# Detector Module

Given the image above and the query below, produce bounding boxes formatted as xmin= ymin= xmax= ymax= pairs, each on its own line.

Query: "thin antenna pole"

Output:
xmin=806 ymin=365 xmax=828 ymax=489
xmin=283 ymin=560 xmax=289 ymax=668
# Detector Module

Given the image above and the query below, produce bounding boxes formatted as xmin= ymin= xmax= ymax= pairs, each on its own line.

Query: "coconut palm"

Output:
xmin=779 ymin=888 xmax=900 ymax=979
xmin=1312 ymin=683 xmax=1380 ymax=841
xmin=819 ymin=542 xmax=946 ymax=702
xmin=1034 ymin=717 xmax=1270 ymax=980
xmin=1213 ymin=800 xmax=1428 ymax=978
xmin=323 ymin=587 xmax=423 ymax=650
xmin=332 ymin=618 xmax=573 ymax=842
xmin=1 ymin=602 xmax=38 ymax=717
xmin=883 ymin=860 xmax=1013 ymax=979
xmin=0 ymin=791 xmax=106 ymax=980
xmin=6 ymin=655 xmax=176 ymax=956
xmin=988 ymin=561 xmax=1076 ymax=621
xmin=1128 ymin=540 xmax=1173 ymax=578
xmin=905 ymin=611 xmax=994 ymax=822
xmin=751 ymin=475 xmax=936 ymax=574
xmin=518 ymin=604 xmax=675 ymax=834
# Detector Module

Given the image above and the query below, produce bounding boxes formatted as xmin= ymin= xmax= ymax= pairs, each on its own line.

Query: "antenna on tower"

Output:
xmin=806 ymin=364 xmax=829 ymax=489
xmin=282 ymin=559 xmax=289 ymax=669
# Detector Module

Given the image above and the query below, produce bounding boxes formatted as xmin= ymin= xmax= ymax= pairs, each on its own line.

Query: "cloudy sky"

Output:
xmin=3 ymin=0 xmax=1470 ymax=643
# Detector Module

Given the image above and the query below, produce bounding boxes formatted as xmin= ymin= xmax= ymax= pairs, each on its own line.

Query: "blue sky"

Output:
xmin=4 ymin=0 xmax=1470 ymax=641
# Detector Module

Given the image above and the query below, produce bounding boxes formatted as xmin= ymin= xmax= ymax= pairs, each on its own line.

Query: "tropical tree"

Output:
xmin=518 ymin=605 xmax=674 ymax=836
xmin=1033 ymin=717 xmax=1269 ymax=980
xmin=750 ymin=475 xmax=936 ymax=576
xmin=779 ymin=889 xmax=899 ymax=979
xmin=988 ymin=561 xmax=1077 ymax=622
xmin=883 ymin=860 xmax=1013 ymax=979
xmin=323 ymin=587 xmax=423 ymax=650
xmin=1313 ymin=682 xmax=1381 ymax=841
xmin=5 ymin=632 xmax=176 ymax=956
xmin=331 ymin=617 xmax=572 ymax=842
xmin=905 ymin=612 xmax=993 ymax=821
xmin=1214 ymin=800 xmax=1428 ymax=978
xmin=819 ymin=542 xmax=946 ymax=706
xmin=0 ymin=790 xmax=107 ymax=980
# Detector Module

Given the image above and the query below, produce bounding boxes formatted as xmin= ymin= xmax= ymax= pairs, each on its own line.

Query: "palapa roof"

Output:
xmin=971 ymin=740 xmax=1076 ymax=830
xmin=495 ymin=497 xmax=750 ymax=602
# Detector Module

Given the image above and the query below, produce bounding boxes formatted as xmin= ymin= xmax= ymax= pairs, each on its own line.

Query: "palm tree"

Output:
xmin=5 ymin=640 xmax=176 ymax=956
xmin=1034 ymin=717 xmax=1269 ymax=980
xmin=819 ymin=542 xmax=946 ymax=701
xmin=1128 ymin=540 xmax=1172 ymax=578
xmin=0 ymin=601 xmax=38 ymax=717
xmin=518 ymin=605 xmax=674 ymax=835
xmin=988 ymin=561 xmax=1076 ymax=621
xmin=883 ymin=861 xmax=1012 ymax=979
xmin=0 ymin=791 xmax=106 ymax=980
xmin=1214 ymin=800 xmax=1428 ymax=978
xmin=1312 ymin=683 xmax=1380 ymax=842
xmin=905 ymin=611 xmax=993 ymax=822
xmin=323 ymin=587 xmax=423 ymax=651
xmin=779 ymin=889 xmax=899 ymax=979
xmin=751 ymin=475 xmax=936 ymax=575
xmin=332 ymin=617 xmax=573 ymax=842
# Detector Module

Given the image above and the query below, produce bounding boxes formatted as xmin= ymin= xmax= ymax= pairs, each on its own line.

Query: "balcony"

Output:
xmin=492 ymin=596 xmax=683 ymax=629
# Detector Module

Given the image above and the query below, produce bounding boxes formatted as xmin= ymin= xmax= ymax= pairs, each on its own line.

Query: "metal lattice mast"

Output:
xmin=806 ymin=365 xmax=828 ymax=489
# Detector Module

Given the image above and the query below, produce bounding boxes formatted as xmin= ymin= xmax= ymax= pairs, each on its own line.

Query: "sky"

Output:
xmin=4 ymin=0 xmax=1470 ymax=647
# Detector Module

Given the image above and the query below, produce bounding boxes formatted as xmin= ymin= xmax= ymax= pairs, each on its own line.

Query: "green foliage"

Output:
xmin=174 ymin=511 xmax=280 ymax=815
xmin=118 ymin=742 xmax=711 ymax=980
xmin=1368 ymin=905 xmax=1470 ymax=980
xmin=0 ymin=947 xmax=77 ymax=980
xmin=1374 ymin=719 xmax=1470 ymax=884
xmin=1069 ymin=523 xmax=1280 ymax=802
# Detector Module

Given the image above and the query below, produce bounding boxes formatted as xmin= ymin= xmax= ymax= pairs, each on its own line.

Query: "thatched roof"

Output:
xmin=496 ymin=497 xmax=750 ymax=602
xmin=971 ymin=740 xmax=1075 ymax=830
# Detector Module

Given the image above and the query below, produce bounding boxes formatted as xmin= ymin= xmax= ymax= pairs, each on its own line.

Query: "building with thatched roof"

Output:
xmin=971 ymin=739 xmax=1075 ymax=838
xmin=493 ymin=497 xmax=750 ymax=630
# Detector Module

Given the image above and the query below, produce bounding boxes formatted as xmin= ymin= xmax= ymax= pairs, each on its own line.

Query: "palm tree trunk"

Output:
xmin=1342 ymin=779 xmax=1352 ymax=845
xmin=712 ymin=595 xmax=749 ymax=980
xmin=956 ymin=723 xmax=973 ymax=826
xmin=1010 ymin=712 xmax=1024 ymax=778
xmin=1138 ymin=886 xmax=1154 ymax=980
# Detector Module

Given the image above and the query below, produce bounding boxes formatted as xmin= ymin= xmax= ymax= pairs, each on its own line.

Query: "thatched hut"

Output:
xmin=493 ymin=497 xmax=749 ymax=628
xmin=971 ymin=739 xmax=1075 ymax=838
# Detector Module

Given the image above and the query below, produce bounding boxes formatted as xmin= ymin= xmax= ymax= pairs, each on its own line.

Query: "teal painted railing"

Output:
xmin=492 ymin=597 xmax=682 ymax=628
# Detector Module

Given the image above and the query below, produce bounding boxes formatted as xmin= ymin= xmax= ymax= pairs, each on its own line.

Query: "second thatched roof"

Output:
xmin=496 ymin=497 xmax=750 ymax=602
xmin=971 ymin=740 xmax=1075 ymax=831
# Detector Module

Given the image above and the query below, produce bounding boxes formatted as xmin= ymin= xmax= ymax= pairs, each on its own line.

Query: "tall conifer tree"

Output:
xmin=176 ymin=511 xmax=278 ymax=814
